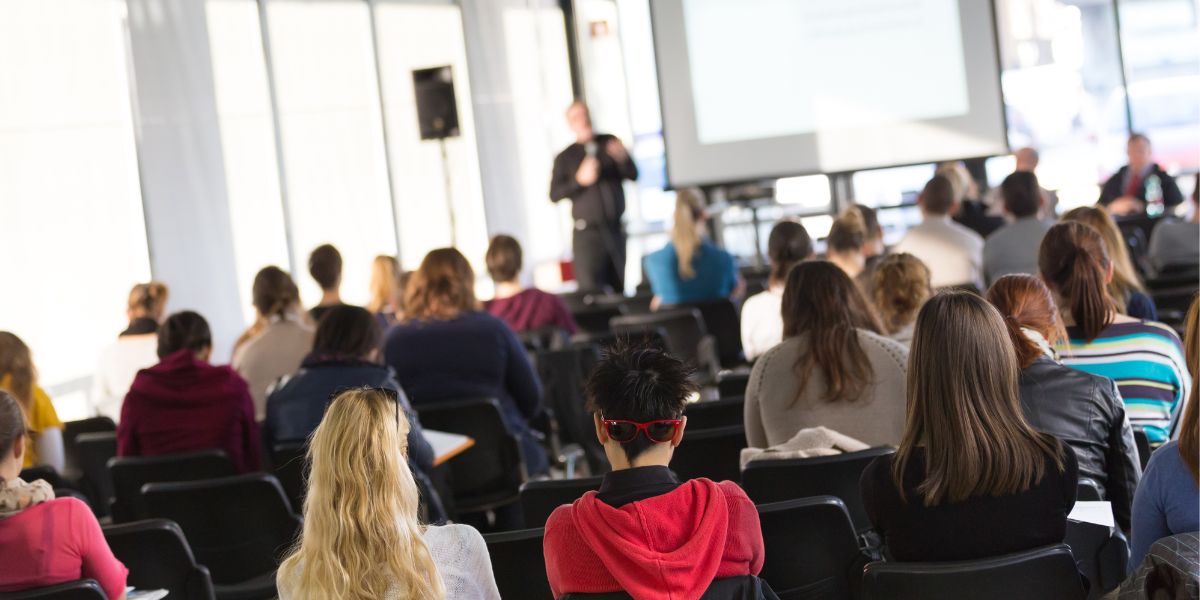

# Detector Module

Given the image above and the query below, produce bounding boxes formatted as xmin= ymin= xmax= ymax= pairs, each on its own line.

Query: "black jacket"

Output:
xmin=1098 ymin=164 xmax=1184 ymax=208
xmin=262 ymin=357 xmax=435 ymax=478
xmin=1018 ymin=356 xmax=1141 ymax=531
xmin=549 ymin=133 xmax=638 ymax=226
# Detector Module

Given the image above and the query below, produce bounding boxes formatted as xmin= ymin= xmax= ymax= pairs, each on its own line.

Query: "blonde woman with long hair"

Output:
xmin=368 ymin=255 xmax=404 ymax=326
xmin=277 ymin=387 xmax=500 ymax=600
xmin=644 ymin=189 xmax=739 ymax=307
xmin=1061 ymin=206 xmax=1156 ymax=320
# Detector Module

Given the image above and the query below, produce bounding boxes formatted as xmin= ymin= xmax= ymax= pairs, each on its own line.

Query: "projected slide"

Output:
xmin=651 ymin=0 xmax=1008 ymax=187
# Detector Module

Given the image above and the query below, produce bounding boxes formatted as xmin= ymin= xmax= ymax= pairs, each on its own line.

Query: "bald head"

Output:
xmin=1014 ymin=147 xmax=1039 ymax=172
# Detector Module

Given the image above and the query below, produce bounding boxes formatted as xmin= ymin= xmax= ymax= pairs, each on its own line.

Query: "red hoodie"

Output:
xmin=543 ymin=478 xmax=764 ymax=600
xmin=117 ymin=349 xmax=261 ymax=473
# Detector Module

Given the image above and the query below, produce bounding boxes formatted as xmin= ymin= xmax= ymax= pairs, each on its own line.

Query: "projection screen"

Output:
xmin=651 ymin=0 xmax=1009 ymax=188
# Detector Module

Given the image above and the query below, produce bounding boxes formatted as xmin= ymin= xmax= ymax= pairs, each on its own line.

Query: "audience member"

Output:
xmin=853 ymin=204 xmax=887 ymax=291
xmin=740 ymin=220 xmax=813 ymax=360
xmin=983 ymin=172 xmax=1053 ymax=285
xmin=484 ymin=234 xmax=577 ymax=335
xmin=1128 ymin=296 xmax=1199 ymax=570
xmin=367 ymin=254 xmax=404 ymax=328
xmin=644 ymin=190 xmax=739 ymax=306
xmin=744 ymin=261 xmax=908 ymax=449
xmin=825 ymin=205 xmax=871 ymax=279
xmin=233 ymin=266 xmax=314 ymax=420
xmin=871 ymin=253 xmax=932 ymax=346
xmin=1062 ymin=207 xmax=1157 ymax=321
xmin=893 ymin=174 xmax=985 ymax=290
xmin=1099 ymin=134 xmax=1184 ymax=216
xmin=264 ymin=304 xmax=433 ymax=478
xmin=1040 ymin=222 xmax=1188 ymax=444
xmin=118 ymin=311 xmax=260 ymax=473
xmin=860 ymin=291 xmax=1077 ymax=561
xmin=1014 ymin=147 xmax=1059 ymax=216
xmin=0 ymin=332 xmax=62 ymax=473
xmin=988 ymin=274 xmax=1141 ymax=531
xmin=277 ymin=388 xmax=500 ymax=600
xmin=940 ymin=161 xmax=1005 ymax=239
xmin=1147 ymin=176 xmax=1199 ymax=273
xmin=0 ymin=392 xmax=128 ymax=598
xmin=93 ymin=282 xmax=169 ymax=423
xmin=543 ymin=343 xmax=763 ymax=598
xmin=384 ymin=248 xmax=548 ymax=476
xmin=308 ymin=244 xmax=346 ymax=322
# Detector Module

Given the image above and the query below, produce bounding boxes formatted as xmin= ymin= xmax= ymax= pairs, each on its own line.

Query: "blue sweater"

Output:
xmin=644 ymin=240 xmax=737 ymax=306
xmin=383 ymin=311 xmax=548 ymax=475
xmin=1129 ymin=441 xmax=1200 ymax=571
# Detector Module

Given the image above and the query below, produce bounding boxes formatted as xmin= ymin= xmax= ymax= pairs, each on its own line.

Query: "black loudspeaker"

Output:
xmin=413 ymin=66 xmax=460 ymax=140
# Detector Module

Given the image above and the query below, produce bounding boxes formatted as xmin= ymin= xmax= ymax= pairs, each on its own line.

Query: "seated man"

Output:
xmin=893 ymin=174 xmax=985 ymax=290
xmin=1099 ymin=133 xmax=1184 ymax=216
xmin=543 ymin=343 xmax=764 ymax=599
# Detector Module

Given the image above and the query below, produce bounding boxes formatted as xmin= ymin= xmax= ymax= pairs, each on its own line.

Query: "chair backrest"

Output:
xmin=669 ymin=299 xmax=744 ymax=368
xmin=108 ymin=450 xmax=237 ymax=523
xmin=519 ymin=326 xmax=571 ymax=352
xmin=519 ymin=476 xmax=603 ymax=528
xmin=861 ymin=544 xmax=1086 ymax=600
xmin=103 ymin=519 xmax=215 ymax=600
xmin=62 ymin=417 xmax=116 ymax=479
xmin=415 ymin=398 xmax=525 ymax=513
xmin=757 ymin=497 xmax=862 ymax=600
xmin=684 ymin=397 xmax=745 ymax=431
xmin=1065 ymin=518 xmax=1129 ymax=597
xmin=74 ymin=432 xmax=117 ymax=517
xmin=534 ymin=346 xmax=607 ymax=473
xmin=717 ymin=372 xmax=751 ymax=398
xmin=1133 ymin=429 xmax=1152 ymax=469
xmin=271 ymin=442 xmax=308 ymax=513
xmin=142 ymin=473 xmax=301 ymax=586
xmin=1076 ymin=479 xmax=1103 ymax=502
xmin=0 ymin=580 xmax=107 ymax=600
xmin=670 ymin=424 xmax=746 ymax=483
xmin=741 ymin=447 xmax=895 ymax=533
xmin=485 ymin=528 xmax=553 ymax=600
xmin=611 ymin=308 xmax=713 ymax=373
xmin=573 ymin=305 xmax=625 ymax=335
xmin=559 ymin=575 xmax=780 ymax=600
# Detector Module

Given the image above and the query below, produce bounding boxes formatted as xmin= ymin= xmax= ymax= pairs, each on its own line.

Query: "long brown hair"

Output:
xmin=1180 ymin=294 xmax=1199 ymax=485
xmin=1038 ymin=222 xmax=1115 ymax=342
xmin=872 ymin=253 xmax=932 ymax=336
xmin=766 ymin=220 xmax=813 ymax=286
xmin=894 ymin=291 xmax=1065 ymax=506
xmin=986 ymin=274 xmax=1067 ymax=369
xmin=781 ymin=261 xmax=884 ymax=404
xmin=404 ymin=248 xmax=478 ymax=321
xmin=1061 ymin=207 xmax=1145 ymax=313
xmin=0 ymin=332 xmax=36 ymax=412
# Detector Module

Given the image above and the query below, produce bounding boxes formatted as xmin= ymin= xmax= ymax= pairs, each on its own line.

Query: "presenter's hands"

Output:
xmin=606 ymin=138 xmax=629 ymax=163
xmin=1107 ymin=196 xmax=1144 ymax=216
xmin=576 ymin=157 xmax=600 ymax=187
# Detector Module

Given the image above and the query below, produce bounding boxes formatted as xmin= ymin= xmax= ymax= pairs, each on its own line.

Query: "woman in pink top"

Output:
xmin=0 ymin=391 xmax=127 ymax=599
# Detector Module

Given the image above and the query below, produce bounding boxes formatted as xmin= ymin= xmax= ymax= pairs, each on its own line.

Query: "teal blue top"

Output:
xmin=644 ymin=240 xmax=737 ymax=306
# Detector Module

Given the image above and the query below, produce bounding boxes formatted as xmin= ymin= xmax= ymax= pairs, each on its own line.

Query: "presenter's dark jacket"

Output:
xmin=262 ymin=355 xmax=434 ymax=477
xmin=1098 ymin=164 xmax=1183 ymax=208
xmin=550 ymin=133 xmax=638 ymax=226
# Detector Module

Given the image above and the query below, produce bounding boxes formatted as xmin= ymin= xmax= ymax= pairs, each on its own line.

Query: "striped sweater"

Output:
xmin=1057 ymin=321 xmax=1189 ymax=443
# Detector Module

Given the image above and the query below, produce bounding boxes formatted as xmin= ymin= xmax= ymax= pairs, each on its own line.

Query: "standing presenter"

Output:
xmin=550 ymin=101 xmax=638 ymax=292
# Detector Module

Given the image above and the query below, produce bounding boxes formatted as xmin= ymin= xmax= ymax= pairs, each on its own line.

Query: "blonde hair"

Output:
xmin=671 ymin=189 xmax=705 ymax=280
xmin=128 ymin=282 xmax=169 ymax=320
xmin=368 ymin=255 xmax=403 ymax=314
xmin=277 ymin=388 xmax=443 ymax=600
xmin=826 ymin=206 xmax=868 ymax=254
xmin=1061 ymin=207 xmax=1144 ymax=313
xmin=872 ymin=254 xmax=932 ymax=335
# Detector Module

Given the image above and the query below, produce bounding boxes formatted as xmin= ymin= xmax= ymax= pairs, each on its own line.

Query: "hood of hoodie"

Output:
xmin=571 ymin=478 xmax=730 ymax=600
xmin=131 ymin=349 xmax=243 ymax=407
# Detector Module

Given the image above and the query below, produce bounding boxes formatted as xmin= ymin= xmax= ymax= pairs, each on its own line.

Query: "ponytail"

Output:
xmin=672 ymin=190 xmax=704 ymax=280
xmin=986 ymin=274 xmax=1063 ymax=369
xmin=827 ymin=206 xmax=867 ymax=254
xmin=1038 ymin=223 xmax=1114 ymax=342
xmin=128 ymin=281 xmax=169 ymax=318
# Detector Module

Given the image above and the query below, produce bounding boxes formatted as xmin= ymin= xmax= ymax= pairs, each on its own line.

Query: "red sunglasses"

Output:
xmin=602 ymin=419 xmax=682 ymax=444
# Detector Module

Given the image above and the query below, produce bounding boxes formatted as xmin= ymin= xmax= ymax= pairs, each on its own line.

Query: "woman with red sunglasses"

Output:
xmin=543 ymin=342 xmax=764 ymax=599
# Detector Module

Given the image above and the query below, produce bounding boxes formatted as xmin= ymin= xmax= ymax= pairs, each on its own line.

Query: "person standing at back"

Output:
xmin=1099 ymin=134 xmax=1184 ymax=216
xmin=308 ymin=244 xmax=346 ymax=323
xmin=860 ymin=291 xmax=1077 ymax=562
xmin=93 ymin=282 xmax=169 ymax=422
xmin=543 ymin=343 xmax=764 ymax=598
xmin=893 ymin=175 xmax=985 ymax=290
xmin=233 ymin=266 xmax=314 ymax=420
xmin=1039 ymin=222 xmax=1187 ymax=444
xmin=119 ymin=311 xmax=260 ymax=473
xmin=643 ymin=190 xmax=739 ymax=307
xmin=484 ymin=234 xmax=577 ymax=336
xmin=983 ymin=171 xmax=1054 ymax=286
xmin=740 ymin=220 xmax=813 ymax=361
xmin=550 ymin=102 xmax=638 ymax=293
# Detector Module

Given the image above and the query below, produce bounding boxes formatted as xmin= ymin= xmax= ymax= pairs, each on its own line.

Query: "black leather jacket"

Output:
xmin=1018 ymin=356 xmax=1142 ymax=531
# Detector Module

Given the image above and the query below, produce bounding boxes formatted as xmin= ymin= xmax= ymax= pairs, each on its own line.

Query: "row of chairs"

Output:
xmin=480 ymin=495 xmax=1090 ymax=600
